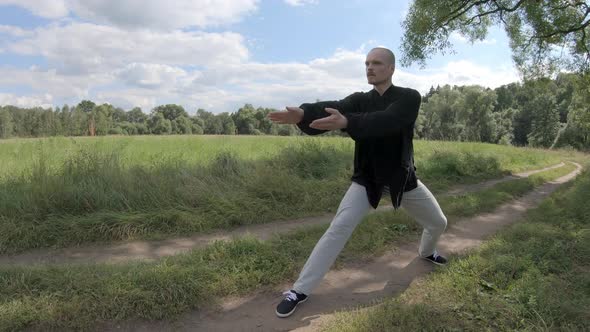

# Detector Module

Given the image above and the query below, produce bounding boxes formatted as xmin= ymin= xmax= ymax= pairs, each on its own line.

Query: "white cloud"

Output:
xmin=0 ymin=0 xmax=68 ymax=18
xmin=284 ymin=0 xmax=318 ymax=6
xmin=116 ymin=63 xmax=192 ymax=90
xmin=0 ymin=45 xmax=520 ymax=113
xmin=94 ymin=89 xmax=158 ymax=111
xmin=7 ymin=23 xmax=249 ymax=74
xmin=396 ymin=60 xmax=519 ymax=93
xmin=0 ymin=93 xmax=54 ymax=108
xmin=69 ymin=0 xmax=259 ymax=30
xmin=0 ymin=0 xmax=258 ymax=30
xmin=0 ymin=25 xmax=32 ymax=37
xmin=0 ymin=67 xmax=110 ymax=100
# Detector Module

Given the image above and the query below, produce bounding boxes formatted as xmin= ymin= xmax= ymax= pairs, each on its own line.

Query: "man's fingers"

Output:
xmin=310 ymin=118 xmax=334 ymax=130
xmin=324 ymin=108 xmax=340 ymax=115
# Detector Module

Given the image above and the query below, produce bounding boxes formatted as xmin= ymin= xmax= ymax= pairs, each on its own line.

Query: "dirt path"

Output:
xmin=102 ymin=162 xmax=582 ymax=332
xmin=0 ymin=162 xmax=568 ymax=266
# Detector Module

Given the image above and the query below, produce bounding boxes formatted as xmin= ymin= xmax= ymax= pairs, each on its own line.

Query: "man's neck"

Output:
xmin=373 ymin=82 xmax=393 ymax=96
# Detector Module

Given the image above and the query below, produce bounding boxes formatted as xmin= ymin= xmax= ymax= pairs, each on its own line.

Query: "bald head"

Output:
xmin=365 ymin=47 xmax=395 ymax=89
xmin=369 ymin=47 xmax=395 ymax=68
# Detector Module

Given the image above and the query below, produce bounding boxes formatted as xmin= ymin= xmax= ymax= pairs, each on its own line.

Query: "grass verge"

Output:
xmin=0 ymin=162 xmax=580 ymax=331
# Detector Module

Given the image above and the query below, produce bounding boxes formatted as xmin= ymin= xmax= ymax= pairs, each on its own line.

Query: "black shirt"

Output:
xmin=297 ymin=84 xmax=420 ymax=209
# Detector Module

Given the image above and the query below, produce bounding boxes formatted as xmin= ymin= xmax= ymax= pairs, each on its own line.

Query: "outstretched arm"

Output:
xmin=267 ymin=106 xmax=304 ymax=125
xmin=267 ymin=93 xmax=360 ymax=136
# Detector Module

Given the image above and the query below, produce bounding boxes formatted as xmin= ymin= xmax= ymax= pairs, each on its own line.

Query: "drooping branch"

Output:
xmin=443 ymin=0 xmax=527 ymax=28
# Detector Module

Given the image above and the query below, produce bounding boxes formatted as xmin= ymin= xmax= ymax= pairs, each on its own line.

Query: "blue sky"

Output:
xmin=0 ymin=0 xmax=519 ymax=113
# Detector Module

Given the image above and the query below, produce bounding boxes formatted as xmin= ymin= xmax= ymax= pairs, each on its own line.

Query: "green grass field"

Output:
xmin=0 ymin=155 xmax=582 ymax=331
xmin=0 ymin=135 xmax=584 ymax=253
xmin=0 ymin=135 xmax=587 ymax=331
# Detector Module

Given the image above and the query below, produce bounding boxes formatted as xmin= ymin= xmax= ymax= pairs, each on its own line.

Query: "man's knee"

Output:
xmin=429 ymin=214 xmax=447 ymax=233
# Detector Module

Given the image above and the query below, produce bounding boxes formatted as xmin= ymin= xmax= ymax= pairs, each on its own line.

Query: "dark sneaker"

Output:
xmin=422 ymin=251 xmax=448 ymax=266
xmin=276 ymin=290 xmax=308 ymax=318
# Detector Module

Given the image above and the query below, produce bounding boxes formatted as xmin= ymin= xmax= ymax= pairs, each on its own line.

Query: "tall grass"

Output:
xmin=0 ymin=136 xmax=582 ymax=253
xmin=0 ymin=155 xmax=582 ymax=332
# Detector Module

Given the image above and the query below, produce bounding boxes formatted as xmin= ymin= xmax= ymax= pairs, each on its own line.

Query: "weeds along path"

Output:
xmin=0 ymin=162 xmax=569 ymax=266
xmin=103 ymin=162 xmax=583 ymax=332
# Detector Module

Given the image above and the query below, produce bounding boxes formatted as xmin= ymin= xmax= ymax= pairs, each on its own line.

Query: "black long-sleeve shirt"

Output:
xmin=297 ymin=85 xmax=420 ymax=209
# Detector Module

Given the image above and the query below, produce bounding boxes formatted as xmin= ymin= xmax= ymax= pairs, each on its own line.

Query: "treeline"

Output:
xmin=0 ymin=73 xmax=588 ymax=149
xmin=416 ymin=73 xmax=589 ymax=150
xmin=0 ymin=102 xmax=305 ymax=138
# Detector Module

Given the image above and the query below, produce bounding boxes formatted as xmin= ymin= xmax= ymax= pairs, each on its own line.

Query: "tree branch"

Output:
xmin=444 ymin=0 xmax=528 ymax=28
xmin=537 ymin=16 xmax=590 ymax=39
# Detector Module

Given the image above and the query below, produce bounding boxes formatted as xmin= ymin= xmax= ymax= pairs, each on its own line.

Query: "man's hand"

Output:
xmin=267 ymin=106 xmax=304 ymax=124
xmin=309 ymin=108 xmax=348 ymax=130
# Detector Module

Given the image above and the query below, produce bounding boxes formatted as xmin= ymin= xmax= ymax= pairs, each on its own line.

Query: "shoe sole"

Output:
xmin=275 ymin=297 xmax=308 ymax=318
xmin=421 ymin=256 xmax=447 ymax=266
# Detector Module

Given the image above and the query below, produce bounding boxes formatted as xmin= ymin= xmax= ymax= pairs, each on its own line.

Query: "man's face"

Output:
xmin=365 ymin=49 xmax=394 ymax=85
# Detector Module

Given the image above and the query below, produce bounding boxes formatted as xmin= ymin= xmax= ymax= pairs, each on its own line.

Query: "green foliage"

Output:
xmin=401 ymin=0 xmax=590 ymax=77
xmin=0 ymin=109 xmax=13 ymax=138
xmin=527 ymin=94 xmax=560 ymax=147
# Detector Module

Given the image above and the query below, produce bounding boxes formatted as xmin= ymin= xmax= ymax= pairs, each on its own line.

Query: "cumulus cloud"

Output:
xmin=7 ymin=23 xmax=249 ymax=74
xmin=0 ymin=66 xmax=110 ymax=100
xmin=68 ymin=0 xmax=259 ymax=30
xmin=395 ymin=60 xmax=519 ymax=93
xmin=0 ymin=43 xmax=519 ymax=113
xmin=116 ymin=63 xmax=193 ymax=90
xmin=0 ymin=92 xmax=54 ymax=108
xmin=94 ymin=89 xmax=159 ymax=111
xmin=0 ymin=25 xmax=32 ymax=37
xmin=0 ymin=0 xmax=258 ymax=30
xmin=0 ymin=0 xmax=68 ymax=18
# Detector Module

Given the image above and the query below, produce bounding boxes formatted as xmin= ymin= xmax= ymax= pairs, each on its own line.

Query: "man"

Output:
xmin=267 ymin=47 xmax=448 ymax=318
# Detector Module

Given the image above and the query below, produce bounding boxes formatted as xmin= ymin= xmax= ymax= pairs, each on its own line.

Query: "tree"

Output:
xmin=457 ymin=86 xmax=496 ymax=142
xmin=0 ymin=108 xmax=14 ymax=138
xmin=511 ymin=78 xmax=557 ymax=145
xmin=111 ymin=107 xmax=128 ymax=123
xmin=76 ymin=100 xmax=96 ymax=136
xmin=401 ymin=0 xmax=590 ymax=77
xmin=94 ymin=104 xmax=115 ymax=135
xmin=152 ymin=104 xmax=188 ymax=121
xmin=196 ymin=109 xmax=218 ymax=134
xmin=494 ymin=83 xmax=519 ymax=112
xmin=562 ymin=78 xmax=590 ymax=148
xmin=127 ymin=107 xmax=147 ymax=123
xmin=527 ymin=94 xmax=560 ymax=147
xmin=419 ymin=85 xmax=464 ymax=141
xmin=148 ymin=113 xmax=172 ymax=135
xmin=190 ymin=116 xmax=205 ymax=135
xmin=174 ymin=115 xmax=193 ymax=134
xmin=233 ymin=104 xmax=259 ymax=134
xmin=217 ymin=112 xmax=236 ymax=135
xmin=493 ymin=107 xmax=516 ymax=144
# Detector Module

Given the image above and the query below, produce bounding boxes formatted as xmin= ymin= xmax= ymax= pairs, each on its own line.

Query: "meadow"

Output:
xmin=0 ymin=135 xmax=587 ymax=331
xmin=0 ymin=135 xmax=583 ymax=253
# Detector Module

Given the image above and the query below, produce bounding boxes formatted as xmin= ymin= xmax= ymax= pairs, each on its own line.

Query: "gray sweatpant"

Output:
xmin=292 ymin=180 xmax=447 ymax=295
